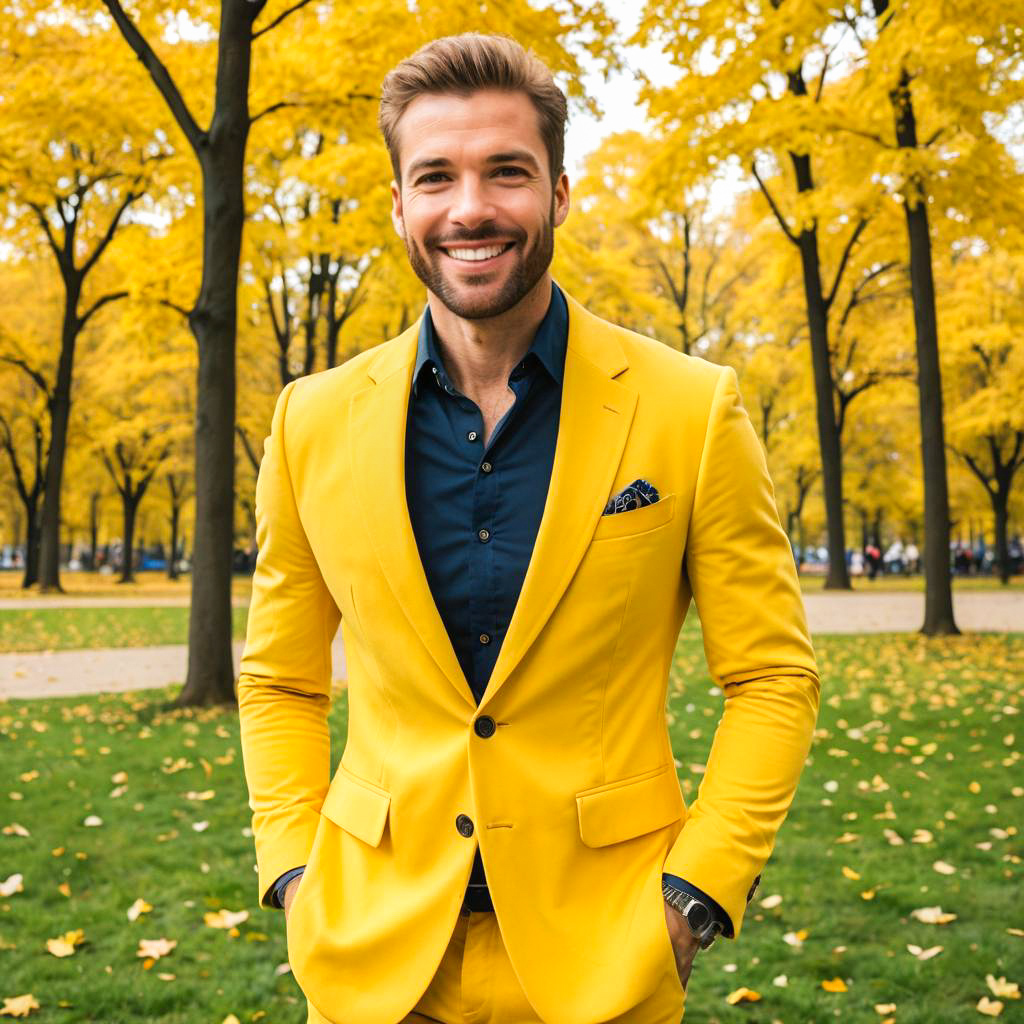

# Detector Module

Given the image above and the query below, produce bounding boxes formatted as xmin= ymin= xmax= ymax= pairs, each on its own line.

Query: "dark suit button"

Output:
xmin=456 ymin=814 xmax=474 ymax=837
xmin=475 ymin=716 xmax=496 ymax=738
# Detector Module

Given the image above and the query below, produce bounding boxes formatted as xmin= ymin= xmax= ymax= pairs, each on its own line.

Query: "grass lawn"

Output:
xmin=1 ymin=630 xmax=1021 ymax=1022
xmin=798 ymin=574 xmax=1022 ymax=593
xmin=0 ymin=608 xmax=250 ymax=653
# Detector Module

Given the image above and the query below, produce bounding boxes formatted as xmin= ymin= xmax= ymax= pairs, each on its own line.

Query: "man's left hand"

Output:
xmin=663 ymin=902 xmax=701 ymax=991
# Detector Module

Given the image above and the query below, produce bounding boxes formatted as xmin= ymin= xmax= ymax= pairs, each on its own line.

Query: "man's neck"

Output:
xmin=427 ymin=274 xmax=553 ymax=397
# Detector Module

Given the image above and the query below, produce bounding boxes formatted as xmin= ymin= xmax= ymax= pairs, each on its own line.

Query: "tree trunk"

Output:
xmin=37 ymin=277 xmax=82 ymax=592
xmin=890 ymin=72 xmax=959 ymax=635
xmin=790 ymin=155 xmax=850 ymax=590
xmin=168 ymin=501 xmax=181 ymax=581
xmin=120 ymin=493 xmax=138 ymax=584
xmin=993 ymin=490 xmax=1010 ymax=586
xmin=169 ymin=1 xmax=259 ymax=709
xmin=21 ymin=501 xmax=40 ymax=590
xmin=87 ymin=491 xmax=100 ymax=571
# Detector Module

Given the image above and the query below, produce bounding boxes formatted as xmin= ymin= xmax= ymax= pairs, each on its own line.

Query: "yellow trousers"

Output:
xmin=401 ymin=908 xmax=687 ymax=1024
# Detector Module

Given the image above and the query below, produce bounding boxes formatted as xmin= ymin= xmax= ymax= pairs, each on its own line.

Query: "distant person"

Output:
xmin=237 ymin=33 xmax=820 ymax=1024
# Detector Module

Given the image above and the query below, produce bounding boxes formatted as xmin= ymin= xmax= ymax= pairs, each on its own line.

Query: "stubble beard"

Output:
xmin=403 ymin=202 xmax=555 ymax=321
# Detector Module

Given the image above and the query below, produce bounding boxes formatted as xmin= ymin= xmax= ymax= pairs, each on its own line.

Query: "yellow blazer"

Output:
xmin=238 ymin=289 xmax=820 ymax=1024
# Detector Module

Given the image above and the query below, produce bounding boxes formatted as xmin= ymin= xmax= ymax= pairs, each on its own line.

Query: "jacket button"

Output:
xmin=456 ymin=814 xmax=474 ymax=838
xmin=474 ymin=715 xmax=496 ymax=738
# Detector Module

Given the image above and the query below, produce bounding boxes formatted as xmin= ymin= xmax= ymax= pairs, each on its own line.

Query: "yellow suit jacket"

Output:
xmin=238 ymin=290 xmax=820 ymax=1024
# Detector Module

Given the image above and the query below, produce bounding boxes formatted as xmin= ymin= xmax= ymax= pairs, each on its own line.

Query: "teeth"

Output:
xmin=446 ymin=245 xmax=507 ymax=262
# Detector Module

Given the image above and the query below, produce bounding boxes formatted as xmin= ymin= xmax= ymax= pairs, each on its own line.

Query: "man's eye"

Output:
xmin=495 ymin=166 xmax=526 ymax=178
xmin=416 ymin=173 xmax=448 ymax=185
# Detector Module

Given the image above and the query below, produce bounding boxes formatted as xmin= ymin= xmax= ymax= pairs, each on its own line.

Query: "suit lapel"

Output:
xmin=349 ymin=320 xmax=478 ymax=709
xmin=348 ymin=290 xmax=637 ymax=714
xmin=477 ymin=293 xmax=636 ymax=710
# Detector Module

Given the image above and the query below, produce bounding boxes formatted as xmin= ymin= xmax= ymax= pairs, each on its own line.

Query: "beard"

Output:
xmin=403 ymin=202 xmax=555 ymax=321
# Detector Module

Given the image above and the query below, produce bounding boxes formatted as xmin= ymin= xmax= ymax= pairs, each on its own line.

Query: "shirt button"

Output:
xmin=467 ymin=430 xmax=478 ymax=442
xmin=479 ymin=633 xmax=491 ymax=645
xmin=481 ymin=461 xmax=492 ymax=473
xmin=477 ymin=528 xmax=490 ymax=542
xmin=455 ymin=814 xmax=474 ymax=838
xmin=474 ymin=715 xmax=497 ymax=738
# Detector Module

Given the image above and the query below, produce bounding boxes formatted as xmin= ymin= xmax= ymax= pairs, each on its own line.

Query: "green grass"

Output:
xmin=0 ymin=607 xmax=250 ymax=652
xmin=1 ymin=632 xmax=1021 ymax=1022
xmin=798 ymin=573 xmax=1022 ymax=592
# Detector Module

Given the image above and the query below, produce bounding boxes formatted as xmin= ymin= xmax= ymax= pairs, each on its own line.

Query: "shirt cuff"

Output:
xmin=662 ymin=872 xmax=735 ymax=938
xmin=270 ymin=866 xmax=306 ymax=909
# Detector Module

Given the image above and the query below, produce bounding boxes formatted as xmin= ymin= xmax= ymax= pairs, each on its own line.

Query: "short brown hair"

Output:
xmin=378 ymin=33 xmax=568 ymax=185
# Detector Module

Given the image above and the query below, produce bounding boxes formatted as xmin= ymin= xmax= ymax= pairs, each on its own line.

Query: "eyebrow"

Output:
xmin=406 ymin=150 xmax=541 ymax=179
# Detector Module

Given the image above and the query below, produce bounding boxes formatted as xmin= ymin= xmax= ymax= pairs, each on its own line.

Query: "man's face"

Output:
xmin=390 ymin=89 xmax=570 ymax=320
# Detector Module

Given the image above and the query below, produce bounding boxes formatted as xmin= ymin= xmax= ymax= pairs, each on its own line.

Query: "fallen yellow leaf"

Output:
xmin=725 ymin=987 xmax=762 ymax=1004
xmin=977 ymin=996 xmax=1003 ymax=1017
xmin=0 ymin=993 xmax=40 ymax=1018
xmin=986 ymin=975 xmax=1020 ymax=1000
xmin=841 ymin=866 xmax=861 ymax=880
xmin=822 ymin=977 xmax=848 ymax=993
xmin=911 ymin=906 xmax=958 ymax=925
xmin=44 ymin=930 xmax=84 ymax=958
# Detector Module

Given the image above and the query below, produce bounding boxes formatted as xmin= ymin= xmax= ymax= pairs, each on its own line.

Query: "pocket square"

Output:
xmin=602 ymin=478 xmax=660 ymax=515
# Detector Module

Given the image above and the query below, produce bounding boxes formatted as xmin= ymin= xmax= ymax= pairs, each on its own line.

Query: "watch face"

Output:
xmin=686 ymin=902 xmax=711 ymax=930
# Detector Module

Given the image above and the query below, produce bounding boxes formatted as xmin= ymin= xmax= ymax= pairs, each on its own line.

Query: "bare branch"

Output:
xmin=0 ymin=354 xmax=51 ymax=396
xmin=78 ymin=290 xmax=130 ymax=331
xmin=824 ymin=217 xmax=869 ymax=311
xmin=751 ymin=160 xmax=798 ymax=245
xmin=80 ymin=189 xmax=139 ymax=279
xmin=252 ymin=0 xmax=317 ymax=40
xmin=100 ymin=0 xmax=204 ymax=152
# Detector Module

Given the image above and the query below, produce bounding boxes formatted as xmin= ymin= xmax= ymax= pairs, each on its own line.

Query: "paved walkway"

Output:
xmin=0 ymin=591 xmax=1019 ymax=700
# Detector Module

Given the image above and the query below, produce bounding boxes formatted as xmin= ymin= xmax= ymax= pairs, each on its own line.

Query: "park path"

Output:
xmin=0 ymin=590 xmax=1020 ymax=700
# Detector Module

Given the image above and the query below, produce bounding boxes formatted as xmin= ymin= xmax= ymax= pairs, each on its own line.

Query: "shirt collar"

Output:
xmin=411 ymin=281 xmax=568 ymax=397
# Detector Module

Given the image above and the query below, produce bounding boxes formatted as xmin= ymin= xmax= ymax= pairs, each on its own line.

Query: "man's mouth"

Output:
xmin=439 ymin=242 xmax=516 ymax=263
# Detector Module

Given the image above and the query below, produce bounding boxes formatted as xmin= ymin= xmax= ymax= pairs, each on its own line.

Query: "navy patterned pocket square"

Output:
xmin=602 ymin=478 xmax=660 ymax=515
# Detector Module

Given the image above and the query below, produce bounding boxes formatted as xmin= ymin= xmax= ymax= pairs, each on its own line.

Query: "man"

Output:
xmin=238 ymin=33 xmax=820 ymax=1024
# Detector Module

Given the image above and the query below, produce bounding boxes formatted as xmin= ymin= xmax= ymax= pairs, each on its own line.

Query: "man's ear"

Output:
xmin=390 ymin=180 xmax=406 ymax=239
xmin=553 ymin=171 xmax=570 ymax=229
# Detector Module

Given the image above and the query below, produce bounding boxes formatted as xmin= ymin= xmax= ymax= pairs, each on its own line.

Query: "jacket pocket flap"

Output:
xmin=576 ymin=764 xmax=684 ymax=848
xmin=320 ymin=765 xmax=391 ymax=847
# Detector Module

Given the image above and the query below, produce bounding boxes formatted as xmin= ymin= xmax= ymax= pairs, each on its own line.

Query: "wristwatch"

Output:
xmin=662 ymin=880 xmax=724 ymax=950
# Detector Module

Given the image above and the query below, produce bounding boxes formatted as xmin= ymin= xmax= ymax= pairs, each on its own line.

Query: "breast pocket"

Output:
xmin=591 ymin=493 xmax=677 ymax=543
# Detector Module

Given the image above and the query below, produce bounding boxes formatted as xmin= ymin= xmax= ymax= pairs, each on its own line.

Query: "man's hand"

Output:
xmin=664 ymin=901 xmax=701 ymax=991
xmin=282 ymin=874 xmax=303 ymax=921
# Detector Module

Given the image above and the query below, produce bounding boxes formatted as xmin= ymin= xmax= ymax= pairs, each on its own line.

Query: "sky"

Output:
xmin=561 ymin=1 xmax=678 ymax=179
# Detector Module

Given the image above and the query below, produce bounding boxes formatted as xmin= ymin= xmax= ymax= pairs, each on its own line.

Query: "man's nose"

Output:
xmin=448 ymin=175 xmax=497 ymax=229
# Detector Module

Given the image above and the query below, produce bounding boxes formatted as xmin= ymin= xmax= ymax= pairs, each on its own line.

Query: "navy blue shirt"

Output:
xmin=269 ymin=281 xmax=735 ymax=937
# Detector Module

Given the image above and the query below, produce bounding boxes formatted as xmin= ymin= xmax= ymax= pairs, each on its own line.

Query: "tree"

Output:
xmin=635 ymin=0 xmax=892 ymax=589
xmin=0 ymin=9 xmax=174 ymax=591
xmin=944 ymin=241 xmax=1024 ymax=584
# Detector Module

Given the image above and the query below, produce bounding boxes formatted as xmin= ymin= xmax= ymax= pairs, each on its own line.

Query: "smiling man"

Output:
xmin=237 ymin=33 xmax=820 ymax=1024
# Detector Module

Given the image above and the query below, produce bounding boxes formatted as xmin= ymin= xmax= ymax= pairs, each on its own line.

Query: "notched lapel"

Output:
xmin=348 ymin=326 xmax=477 ymax=709
xmin=478 ymin=299 xmax=637 ymax=710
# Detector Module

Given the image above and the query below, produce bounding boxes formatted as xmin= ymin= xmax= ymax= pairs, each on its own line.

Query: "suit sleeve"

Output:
xmin=661 ymin=365 xmax=821 ymax=938
xmin=237 ymin=379 xmax=342 ymax=908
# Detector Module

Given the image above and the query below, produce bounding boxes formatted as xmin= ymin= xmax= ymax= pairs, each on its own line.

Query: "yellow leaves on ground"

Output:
xmin=906 ymin=944 xmax=944 ymax=960
xmin=0 ymin=875 xmax=23 ymax=897
xmin=204 ymin=908 xmax=249 ymax=929
xmin=911 ymin=906 xmax=958 ymax=925
xmin=136 ymin=938 xmax=177 ymax=963
xmin=986 ymin=975 xmax=1021 ymax=999
xmin=932 ymin=859 xmax=957 ymax=875
xmin=841 ymin=865 xmax=861 ymax=880
xmin=44 ymin=929 xmax=84 ymax=958
xmin=875 ymin=1004 xmax=897 ymax=1016
xmin=2 ymin=824 xmax=29 ymax=837
xmin=184 ymin=789 xmax=215 ymax=801
xmin=127 ymin=897 xmax=152 ymax=921
xmin=0 ymin=994 xmax=40 ymax=1018
xmin=977 ymin=996 xmax=1004 ymax=1016
xmin=822 ymin=977 xmax=849 ymax=993
xmin=725 ymin=987 xmax=762 ymax=1004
